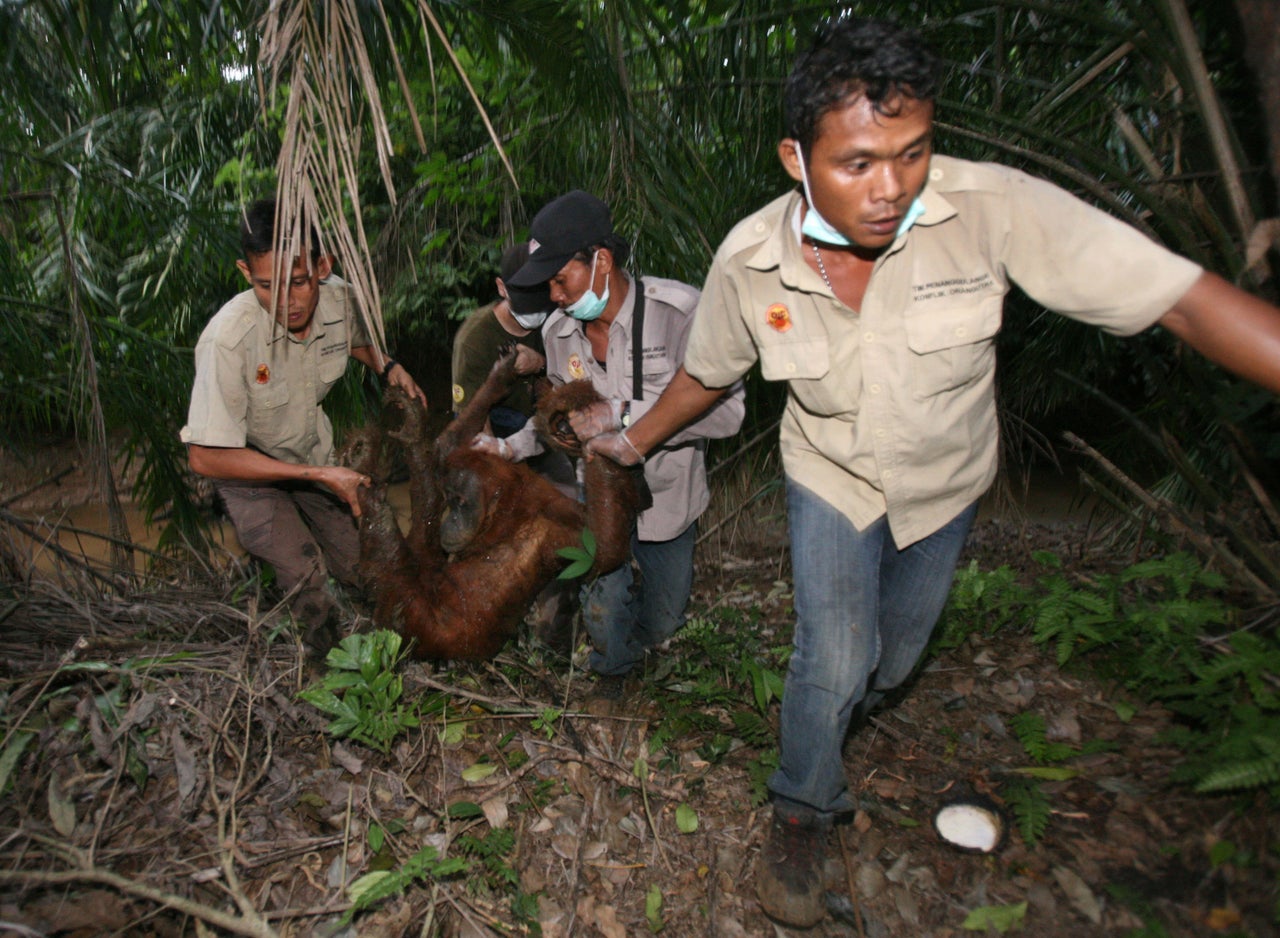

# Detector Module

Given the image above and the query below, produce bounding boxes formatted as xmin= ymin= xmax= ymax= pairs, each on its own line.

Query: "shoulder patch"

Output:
xmin=452 ymin=384 xmax=466 ymax=405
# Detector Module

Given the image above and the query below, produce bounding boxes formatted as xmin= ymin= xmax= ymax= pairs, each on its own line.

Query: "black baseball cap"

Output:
xmin=499 ymin=243 xmax=552 ymax=316
xmin=508 ymin=190 xmax=613 ymax=287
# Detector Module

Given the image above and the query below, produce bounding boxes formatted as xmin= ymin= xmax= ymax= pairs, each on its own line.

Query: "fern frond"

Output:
xmin=1005 ymin=779 xmax=1052 ymax=845
xmin=1196 ymin=753 xmax=1280 ymax=793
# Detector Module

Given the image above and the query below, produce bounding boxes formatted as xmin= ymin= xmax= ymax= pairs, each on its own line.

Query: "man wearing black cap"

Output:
xmin=451 ymin=242 xmax=554 ymax=438
xmin=495 ymin=190 xmax=746 ymax=700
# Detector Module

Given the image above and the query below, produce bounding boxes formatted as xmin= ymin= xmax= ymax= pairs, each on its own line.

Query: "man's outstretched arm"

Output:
xmin=1158 ymin=271 xmax=1280 ymax=394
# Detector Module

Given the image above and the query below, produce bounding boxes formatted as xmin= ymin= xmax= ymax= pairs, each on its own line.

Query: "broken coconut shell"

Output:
xmin=932 ymin=796 xmax=1007 ymax=854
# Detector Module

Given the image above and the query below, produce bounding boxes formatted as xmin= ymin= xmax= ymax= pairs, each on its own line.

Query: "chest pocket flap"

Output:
xmin=904 ymin=295 xmax=1002 ymax=399
xmin=758 ymin=340 xmax=830 ymax=382
xmin=904 ymin=295 xmax=1002 ymax=353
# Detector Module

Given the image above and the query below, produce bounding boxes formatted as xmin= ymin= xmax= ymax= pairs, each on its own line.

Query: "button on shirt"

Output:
xmin=682 ymin=155 xmax=1203 ymax=548
xmin=181 ymin=279 xmax=370 ymax=467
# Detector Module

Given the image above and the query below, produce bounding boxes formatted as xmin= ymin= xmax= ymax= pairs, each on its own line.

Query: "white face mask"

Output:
xmin=793 ymin=141 xmax=927 ymax=245
xmin=794 ymin=141 xmax=853 ymax=247
xmin=565 ymin=250 xmax=609 ymax=322
xmin=511 ymin=308 xmax=549 ymax=330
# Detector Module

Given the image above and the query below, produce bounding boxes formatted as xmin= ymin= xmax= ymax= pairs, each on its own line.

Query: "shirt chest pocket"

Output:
xmin=315 ymin=346 xmax=352 ymax=398
xmin=904 ymin=296 xmax=1002 ymax=400
xmin=246 ymin=381 xmax=290 ymax=436
xmin=759 ymin=340 xmax=849 ymax=417
xmin=623 ymin=347 xmax=674 ymax=388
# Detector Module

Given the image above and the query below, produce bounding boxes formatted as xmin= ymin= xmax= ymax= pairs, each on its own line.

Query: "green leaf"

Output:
xmin=675 ymin=803 xmax=699 ymax=834
xmin=645 ymin=883 xmax=664 ymax=933
xmin=439 ymin=723 xmax=467 ymax=746
xmin=448 ymin=801 xmax=484 ymax=819
xmin=1009 ymin=766 xmax=1081 ymax=781
xmin=461 ymin=762 xmax=498 ymax=783
xmin=558 ymin=554 xmax=594 ymax=580
xmin=347 ymin=869 xmax=398 ymax=908
xmin=0 ymin=731 xmax=34 ymax=795
xmin=962 ymin=901 xmax=1027 ymax=933
xmin=368 ymin=823 xmax=385 ymax=853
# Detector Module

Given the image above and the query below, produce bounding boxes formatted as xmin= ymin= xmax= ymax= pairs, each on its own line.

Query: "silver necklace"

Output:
xmin=810 ymin=241 xmax=833 ymax=291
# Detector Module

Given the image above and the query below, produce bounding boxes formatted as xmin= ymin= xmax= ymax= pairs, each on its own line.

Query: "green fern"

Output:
xmin=1004 ymin=778 xmax=1052 ymax=846
xmin=1196 ymin=733 xmax=1280 ymax=793
xmin=932 ymin=561 xmax=1031 ymax=649
xmin=1009 ymin=712 xmax=1078 ymax=764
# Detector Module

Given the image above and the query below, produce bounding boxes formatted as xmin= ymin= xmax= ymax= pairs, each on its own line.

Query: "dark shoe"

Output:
xmin=755 ymin=808 xmax=829 ymax=927
xmin=593 ymin=673 xmax=627 ymax=701
xmin=301 ymin=609 xmax=342 ymax=662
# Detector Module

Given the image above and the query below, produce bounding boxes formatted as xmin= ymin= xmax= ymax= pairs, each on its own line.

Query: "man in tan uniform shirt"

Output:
xmin=182 ymin=199 xmax=425 ymax=656
xmin=581 ymin=18 xmax=1280 ymax=928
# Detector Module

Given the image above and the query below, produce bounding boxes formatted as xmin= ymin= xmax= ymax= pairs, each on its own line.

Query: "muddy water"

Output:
xmin=9 ymin=484 xmax=417 ymax=577
xmin=10 ymin=467 xmax=1094 ymax=578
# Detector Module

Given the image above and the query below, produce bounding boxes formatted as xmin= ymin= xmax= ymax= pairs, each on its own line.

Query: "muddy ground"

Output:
xmin=0 ymin=438 xmax=1275 ymax=937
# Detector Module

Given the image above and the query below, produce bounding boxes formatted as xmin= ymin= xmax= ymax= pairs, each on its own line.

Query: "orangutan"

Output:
xmin=345 ymin=348 xmax=647 ymax=660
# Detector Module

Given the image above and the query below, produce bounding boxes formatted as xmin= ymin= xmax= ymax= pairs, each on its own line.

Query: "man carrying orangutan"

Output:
xmin=486 ymin=190 xmax=746 ymax=703
xmin=181 ymin=198 xmax=426 ymax=658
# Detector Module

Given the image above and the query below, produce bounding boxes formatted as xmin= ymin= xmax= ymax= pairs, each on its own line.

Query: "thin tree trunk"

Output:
xmin=53 ymin=200 xmax=134 ymax=580
xmin=1233 ymin=0 xmax=1280 ymax=201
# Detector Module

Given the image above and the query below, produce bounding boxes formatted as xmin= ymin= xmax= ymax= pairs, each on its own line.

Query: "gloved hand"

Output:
xmin=472 ymin=427 xmax=544 ymax=462
xmin=569 ymin=399 xmax=625 ymax=442
xmin=471 ymin=433 xmax=513 ymax=459
xmin=584 ymin=430 xmax=645 ymax=466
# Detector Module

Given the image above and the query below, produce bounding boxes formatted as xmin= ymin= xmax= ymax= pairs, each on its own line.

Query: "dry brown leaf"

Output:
xmin=47 ymin=772 xmax=76 ymax=836
xmin=171 ymin=726 xmax=197 ymax=804
xmin=1052 ymin=865 xmax=1102 ymax=924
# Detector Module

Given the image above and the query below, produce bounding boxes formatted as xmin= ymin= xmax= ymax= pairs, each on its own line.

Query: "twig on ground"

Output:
xmin=837 ymin=825 xmax=867 ymax=938
xmin=0 ymin=868 xmax=279 ymax=938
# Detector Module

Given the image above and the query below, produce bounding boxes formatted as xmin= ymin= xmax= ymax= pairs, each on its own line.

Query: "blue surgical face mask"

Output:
xmin=565 ymin=250 xmax=609 ymax=322
xmin=794 ymin=141 xmax=854 ymax=247
xmin=794 ymin=141 xmax=927 ymax=244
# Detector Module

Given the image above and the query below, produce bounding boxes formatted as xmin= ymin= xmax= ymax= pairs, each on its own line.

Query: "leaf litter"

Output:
xmin=0 ymin=462 xmax=1276 ymax=937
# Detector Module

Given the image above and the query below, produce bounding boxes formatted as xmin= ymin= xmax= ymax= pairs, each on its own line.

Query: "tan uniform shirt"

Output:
xmin=181 ymin=278 xmax=370 ymax=467
xmin=538 ymin=273 xmax=746 ymax=541
xmin=683 ymin=155 xmax=1203 ymax=548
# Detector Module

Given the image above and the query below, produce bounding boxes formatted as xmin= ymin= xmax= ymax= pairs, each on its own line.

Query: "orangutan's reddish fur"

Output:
xmin=345 ymin=352 xmax=646 ymax=661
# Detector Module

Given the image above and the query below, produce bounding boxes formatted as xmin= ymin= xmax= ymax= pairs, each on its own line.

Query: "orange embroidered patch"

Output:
xmin=567 ymin=353 xmax=587 ymax=380
xmin=766 ymin=303 xmax=792 ymax=333
xmin=255 ymin=363 xmax=270 ymax=384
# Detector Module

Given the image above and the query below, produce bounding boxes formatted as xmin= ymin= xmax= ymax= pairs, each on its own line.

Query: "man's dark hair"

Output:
xmin=239 ymin=198 xmax=323 ymax=262
xmin=573 ymin=232 xmax=631 ymax=269
xmin=784 ymin=17 xmax=941 ymax=152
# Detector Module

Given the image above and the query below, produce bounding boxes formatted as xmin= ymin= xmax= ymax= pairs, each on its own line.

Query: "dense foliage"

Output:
xmin=1 ymin=1 xmax=1277 ymax=800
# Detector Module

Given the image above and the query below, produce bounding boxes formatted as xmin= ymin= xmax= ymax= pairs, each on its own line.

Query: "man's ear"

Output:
xmin=495 ymin=276 xmax=509 ymax=300
xmin=778 ymin=138 xmax=804 ymax=183
xmin=235 ymin=259 xmax=252 ymax=283
xmin=316 ymin=254 xmax=333 ymax=280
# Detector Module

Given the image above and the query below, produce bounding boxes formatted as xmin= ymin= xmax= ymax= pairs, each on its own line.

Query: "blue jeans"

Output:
xmin=770 ymin=479 xmax=977 ymax=819
xmin=584 ymin=522 xmax=697 ymax=676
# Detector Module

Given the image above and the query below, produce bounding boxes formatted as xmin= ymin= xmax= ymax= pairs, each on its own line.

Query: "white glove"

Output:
xmin=584 ymin=429 xmax=645 ymax=466
xmin=473 ymin=425 xmax=544 ymax=462
xmin=471 ymin=433 xmax=513 ymax=459
xmin=569 ymin=399 xmax=625 ymax=442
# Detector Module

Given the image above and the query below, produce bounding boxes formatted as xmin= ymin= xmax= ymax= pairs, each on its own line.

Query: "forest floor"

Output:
xmin=0 ymin=436 xmax=1275 ymax=938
